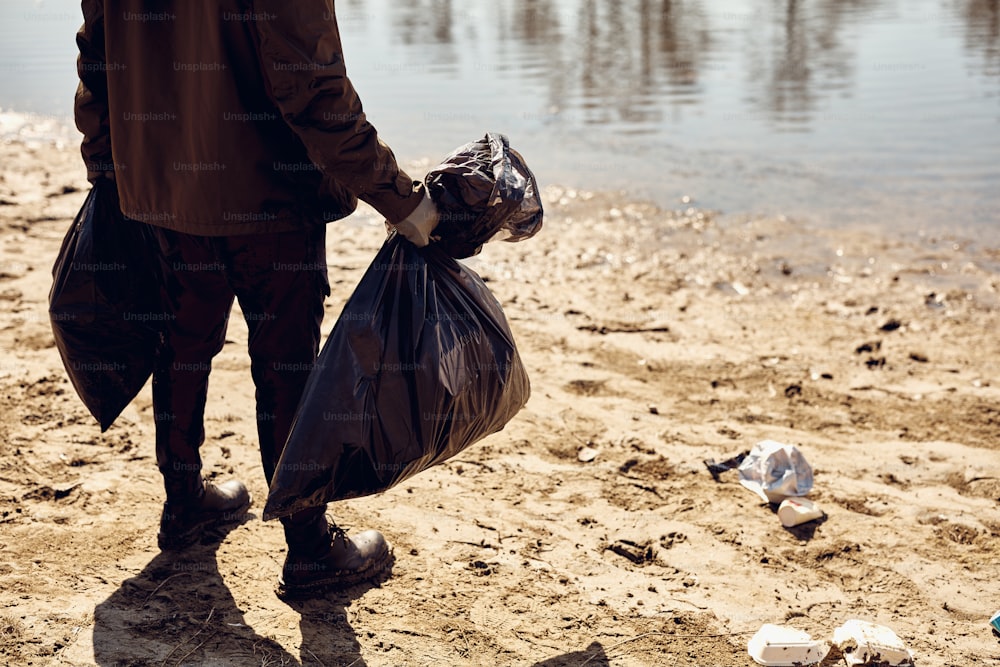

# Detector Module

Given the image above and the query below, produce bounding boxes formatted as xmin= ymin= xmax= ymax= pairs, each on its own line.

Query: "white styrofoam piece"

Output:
xmin=833 ymin=619 xmax=914 ymax=666
xmin=748 ymin=623 xmax=830 ymax=666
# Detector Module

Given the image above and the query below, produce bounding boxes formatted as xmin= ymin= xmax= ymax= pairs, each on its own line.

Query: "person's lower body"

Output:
xmin=146 ymin=223 xmax=391 ymax=595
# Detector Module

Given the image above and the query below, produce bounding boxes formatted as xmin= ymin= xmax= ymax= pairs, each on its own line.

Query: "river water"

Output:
xmin=1 ymin=0 xmax=998 ymax=243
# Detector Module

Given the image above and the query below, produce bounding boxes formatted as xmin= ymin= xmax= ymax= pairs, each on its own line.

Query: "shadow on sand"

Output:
xmin=92 ymin=521 xmax=383 ymax=666
xmin=531 ymin=640 xmax=609 ymax=666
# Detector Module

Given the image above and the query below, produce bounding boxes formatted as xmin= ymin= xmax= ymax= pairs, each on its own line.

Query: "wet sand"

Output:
xmin=1 ymin=138 xmax=999 ymax=666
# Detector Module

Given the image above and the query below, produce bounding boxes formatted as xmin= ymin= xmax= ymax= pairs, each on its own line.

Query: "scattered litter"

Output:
xmin=714 ymin=281 xmax=750 ymax=296
xmin=468 ymin=560 xmax=494 ymax=576
xmin=738 ymin=440 xmax=814 ymax=503
xmin=990 ymin=610 xmax=1000 ymax=636
xmin=925 ymin=292 xmax=946 ymax=309
xmin=865 ymin=356 xmax=886 ymax=369
xmin=606 ymin=539 xmax=656 ymax=565
xmin=577 ymin=447 xmax=599 ymax=463
xmin=832 ymin=619 xmax=914 ymax=666
xmin=855 ymin=340 xmax=882 ymax=354
xmin=747 ymin=623 xmax=829 ymax=666
xmin=880 ymin=319 xmax=903 ymax=332
xmin=777 ymin=497 xmax=824 ymax=527
xmin=703 ymin=451 xmax=748 ymax=482
xmin=21 ymin=484 xmax=82 ymax=502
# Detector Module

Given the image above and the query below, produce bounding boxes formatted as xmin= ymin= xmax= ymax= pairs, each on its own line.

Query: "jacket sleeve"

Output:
xmin=74 ymin=0 xmax=114 ymax=182
xmin=251 ymin=0 xmax=424 ymax=224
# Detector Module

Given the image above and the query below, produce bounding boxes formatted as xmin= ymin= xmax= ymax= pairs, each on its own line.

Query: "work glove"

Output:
xmin=390 ymin=191 xmax=440 ymax=247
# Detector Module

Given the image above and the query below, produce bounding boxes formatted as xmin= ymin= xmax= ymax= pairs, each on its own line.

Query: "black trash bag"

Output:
xmin=49 ymin=179 xmax=161 ymax=432
xmin=425 ymin=132 xmax=543 ymax=259
xmin=263 ymin=234 xmax=530 ymax=520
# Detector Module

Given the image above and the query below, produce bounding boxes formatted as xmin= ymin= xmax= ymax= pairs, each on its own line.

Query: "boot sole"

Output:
xmin=157 ymin=494 xmax=253 ymax=551
xmin=275 ymin=546 xmax=395 ymax=601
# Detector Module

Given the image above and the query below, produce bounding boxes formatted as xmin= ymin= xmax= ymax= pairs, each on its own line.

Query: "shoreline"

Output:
xmin=3 ymin=108 xmax=999 ymax=251
xmin=1 ymin=136 xmax=999 ymax=665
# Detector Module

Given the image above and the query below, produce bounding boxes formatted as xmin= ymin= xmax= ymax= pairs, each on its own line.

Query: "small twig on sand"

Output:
xmin=160 ymin=607 xmax=214 ymax=666
xmin=474 ymin=519 xmax=498 ymax=532
xmin=174 ymin=629 xmax=219 ymax=666
xmin=453 ymin=459 xmax=496 ymax=472
xmin=577 ymin=323 xmax=672 ymax=335
xmin=142 ymin=572 xmax=191 ymax=606
xmin=667 ymin=630 xmax=759 ymax=638
xmin=512 ymin=629 xmax=561 ymax=652
xmin=564 ymin=430 xmax=594 ymax=448
xmin=581 ymin=632 xmax=665 ymax=665
xmin=446 ymin=539 xmax=496 ymax=549
xmin=629 ymin=482 xmax=665 ymax=498
xmin=461 ymin=628 xmax=473 ymax=659
xmin=303 ymin=646 xmax=327 ymax=667
xmin=851 ymin=384 xmax=954 ymax=399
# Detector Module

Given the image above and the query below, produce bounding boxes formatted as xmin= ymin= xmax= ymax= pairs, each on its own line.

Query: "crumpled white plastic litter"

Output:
xmin=738 ymin=440 xmax=814 ymax=503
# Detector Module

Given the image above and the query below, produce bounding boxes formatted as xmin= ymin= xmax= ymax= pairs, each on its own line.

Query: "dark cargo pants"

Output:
xmin=148 ymin=224 xmax=330 ymax=550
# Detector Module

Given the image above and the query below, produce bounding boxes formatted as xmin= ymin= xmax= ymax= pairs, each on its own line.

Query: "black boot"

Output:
xmin=157 ymin=479 xmax=252 ymax=551
xmin=277 ymin=524 xmax=394 ymax=600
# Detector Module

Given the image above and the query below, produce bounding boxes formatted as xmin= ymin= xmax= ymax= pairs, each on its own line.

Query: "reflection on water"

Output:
xmin=340 ymin=0 xmax=998 ymax=127
xmin=572 ymin=1 xmax=712 ymax=129
xmin=0 ymin=0 xmax=997 ymax=239
xmin=956 ymin=0 xmax=1000 ymax=78
xmin=749 ymin=0 xmax=875 ymax=126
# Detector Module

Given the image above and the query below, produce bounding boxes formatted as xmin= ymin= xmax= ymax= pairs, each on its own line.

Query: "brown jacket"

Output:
xmin=75 ymin=0 xmax=424 ymax=235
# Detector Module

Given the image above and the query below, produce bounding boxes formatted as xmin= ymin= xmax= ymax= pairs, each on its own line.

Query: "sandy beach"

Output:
xmin=1 ymin=137 xmax=999 ymax=666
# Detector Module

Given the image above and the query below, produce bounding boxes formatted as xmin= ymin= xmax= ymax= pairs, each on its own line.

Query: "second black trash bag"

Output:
xmin=263 ymin=234 xmax=531 ymax=520
xmin=49 ymin=179 xmax=161 ymax=432
xmin=425 ymin=132 xmax=543 ymax=259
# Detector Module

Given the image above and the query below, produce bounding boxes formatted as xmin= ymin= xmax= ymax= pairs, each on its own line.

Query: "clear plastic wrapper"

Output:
xmin=738 ymin=440 xmax=814 ymax=503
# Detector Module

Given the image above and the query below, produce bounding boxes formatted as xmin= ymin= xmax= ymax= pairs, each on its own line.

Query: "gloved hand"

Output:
xmin=390 ymin=191 xmax=440 ymax=247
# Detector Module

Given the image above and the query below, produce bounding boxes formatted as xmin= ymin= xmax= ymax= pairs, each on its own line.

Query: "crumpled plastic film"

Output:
xmin=737 ymin=440 xmax=814 ymax=503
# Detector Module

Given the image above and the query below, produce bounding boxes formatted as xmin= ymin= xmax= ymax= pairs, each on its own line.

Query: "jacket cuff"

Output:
xmin=86 ymin=169 xmax=116 ymax=184
xmin=84 ymin=155 xmax=118 ymax=183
